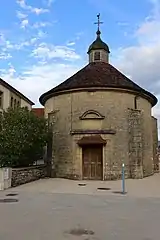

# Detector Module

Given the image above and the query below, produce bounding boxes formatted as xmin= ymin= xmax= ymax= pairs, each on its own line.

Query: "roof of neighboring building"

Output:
xmin=32 ymin=108 xmax=44 ymax=117
xmin=0 ymin=78 xmax=34 ymax=105
xmin=39 ymin=62 xmax=157 ymax=106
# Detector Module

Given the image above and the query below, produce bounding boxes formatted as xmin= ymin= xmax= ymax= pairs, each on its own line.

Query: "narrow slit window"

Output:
xmin=134 ymin=96 xmax=138 ymax=109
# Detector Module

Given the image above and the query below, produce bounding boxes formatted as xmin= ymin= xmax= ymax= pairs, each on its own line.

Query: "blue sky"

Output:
xmin=0 ymin=0 xmax=160 ymax=122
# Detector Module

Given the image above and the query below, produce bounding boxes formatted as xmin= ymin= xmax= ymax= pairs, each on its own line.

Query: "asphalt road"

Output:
xmin=0 ymin=190 xmax=159 ymax=240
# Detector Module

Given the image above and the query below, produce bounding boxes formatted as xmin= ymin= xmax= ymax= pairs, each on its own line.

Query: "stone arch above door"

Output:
xmin=79 ymin=110 xmax=105 ymax=120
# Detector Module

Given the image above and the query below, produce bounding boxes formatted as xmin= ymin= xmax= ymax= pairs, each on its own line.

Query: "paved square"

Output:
xmin=0 ymin=174 xmax=160 ymax=239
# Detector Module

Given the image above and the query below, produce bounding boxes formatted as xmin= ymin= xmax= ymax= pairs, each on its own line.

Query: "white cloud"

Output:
xmin=16 ymin=11 xmax=27 ymax=19
xmin=0 ymin=2 xmax=81 ymax=109
xmin=30 ymin=38 xmax=37 ymax=44
xmin=0 ymin=52 xmax=12 ymax=60
xmin=0 ymin=34 xmax=38 ymax=52
xmin=12 ymin=40 xmax=33 ymax=50
xmin=149 ymin=0 xmax=160 ymax=19
xmin=32 ymin=8 xmax=49 ymax=15
xmin=47 ymin=0 xmax=54 ymax=6
xmin=37 ymin=30 xmax=47 ymax=38
xmin=0 ymin=63 xmax=81 ymax=105
xmin=16 ymin=0 xmax=49 ymax=15
xmin=4 ymin=41 xmax=13 ymax=49
xmin=31 ymin=43 xmax=81 ymax=61
xmin=65 ymin=32 xmax=84 ymax=47
xmin=67 ymin=41 xmax=76 ymax=46
xmin=16 ymin=0 xmax=26 ymax=8
xmin=0 ymin=33 xmax=7 ymax=45
xmin=135 ymin=20 xmax=160 ymax=45
xmin=32 ymin=22 xmax=51 ymax=29
xmin=112 ymin=0 xmax=160 ymax=136
xmin=20 ymin=19 xmax=29 ymax=28
xmin=7 ymin=63 xmax=16 ymax=76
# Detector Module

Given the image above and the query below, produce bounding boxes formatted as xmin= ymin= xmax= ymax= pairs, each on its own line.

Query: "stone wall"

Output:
xmin=11 ymin=165 xmax=47 ymax=187
xmin=152 ymin=117 xmax=159 ymax=173
xmin=128 ymin=109 xmax=143 ymax=178
xmin=45 ymin=90 xmax=155 ymax=180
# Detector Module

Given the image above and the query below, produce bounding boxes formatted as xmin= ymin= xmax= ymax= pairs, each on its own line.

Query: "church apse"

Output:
xmin=39 ymin=13 xmax=158 ymax=180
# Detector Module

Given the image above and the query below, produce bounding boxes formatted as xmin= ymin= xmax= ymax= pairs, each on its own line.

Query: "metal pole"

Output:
xmin=122 ymin=163 xmax=125 ymax=194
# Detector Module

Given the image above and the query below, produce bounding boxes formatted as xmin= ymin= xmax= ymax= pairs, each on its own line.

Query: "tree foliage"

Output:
xmin=0 ymin=107 xmax=48 ymax=167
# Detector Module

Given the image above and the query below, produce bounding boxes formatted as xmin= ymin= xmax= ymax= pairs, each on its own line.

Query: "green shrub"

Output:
xmin=0 ymin=107 xmax=48 ymax=167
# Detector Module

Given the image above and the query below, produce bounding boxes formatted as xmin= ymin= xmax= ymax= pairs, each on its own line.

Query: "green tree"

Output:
xmin=0 ymin=107 xmax=48 ymax=167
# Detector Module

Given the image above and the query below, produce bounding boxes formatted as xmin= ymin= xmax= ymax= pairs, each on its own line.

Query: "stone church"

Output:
xmin=40 ymin=15 xmax=159 ymax=180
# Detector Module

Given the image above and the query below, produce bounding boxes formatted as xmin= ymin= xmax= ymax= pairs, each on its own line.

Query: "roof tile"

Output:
xmin=39 ymin=62 xmax=157 ymax=106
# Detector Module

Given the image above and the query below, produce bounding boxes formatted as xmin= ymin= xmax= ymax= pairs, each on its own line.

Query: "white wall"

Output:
xmin=0 ymin=84 xmax=10 ymax=110
xmin=0 ymin=83 xmax=32 ymax=111
xmin=20 ymin=98 xmax=32 ymax=110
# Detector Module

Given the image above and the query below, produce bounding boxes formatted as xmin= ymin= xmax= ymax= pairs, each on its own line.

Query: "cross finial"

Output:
xmin=94 ymin=13 xmax=103 ymax=31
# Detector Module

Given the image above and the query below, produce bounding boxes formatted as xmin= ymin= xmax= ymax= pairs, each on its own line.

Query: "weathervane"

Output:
xmin=94 ymin=13 xmax=103 ymax=31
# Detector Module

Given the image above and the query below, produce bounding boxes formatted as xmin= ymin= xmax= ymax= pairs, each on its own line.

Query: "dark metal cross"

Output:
xmin=94 ymin=13 xmax=103 ymax=31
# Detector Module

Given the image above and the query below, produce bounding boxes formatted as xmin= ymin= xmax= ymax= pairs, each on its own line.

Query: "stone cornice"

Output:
xmin=70 ymin=129 xmax=116 ymax=135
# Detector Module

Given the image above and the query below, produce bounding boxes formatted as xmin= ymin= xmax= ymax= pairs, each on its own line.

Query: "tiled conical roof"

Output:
xmin=39 ymin=62 xmax=157 ymax=106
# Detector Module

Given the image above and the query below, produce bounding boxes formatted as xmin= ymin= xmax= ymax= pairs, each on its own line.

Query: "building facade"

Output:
xmin=32 ymin=108 xmax=44 ymax=118
xmin=40 ymin=16 xmax=159 ymax=180
xmin=0 ymin=78 xmax=34 ymax=113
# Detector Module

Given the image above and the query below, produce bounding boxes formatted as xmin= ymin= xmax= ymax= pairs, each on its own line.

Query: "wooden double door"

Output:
xmin=82 ymin=145 xmax=103 ymax=180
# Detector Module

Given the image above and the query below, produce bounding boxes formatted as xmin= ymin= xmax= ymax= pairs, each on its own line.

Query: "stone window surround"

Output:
xmin=134 ymin=95 xmax=140 ymax=110
xmin=79 ymin=109 xmax=105 ymax=120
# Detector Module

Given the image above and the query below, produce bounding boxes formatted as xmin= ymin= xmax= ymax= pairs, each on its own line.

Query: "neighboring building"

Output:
xmin=0 ymin=78 xmax=34 ymax=112
xmin=32 ymin=108 xmax=44 ymax=117
xmin=40 ymin=15 xmax=159 ymax=180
